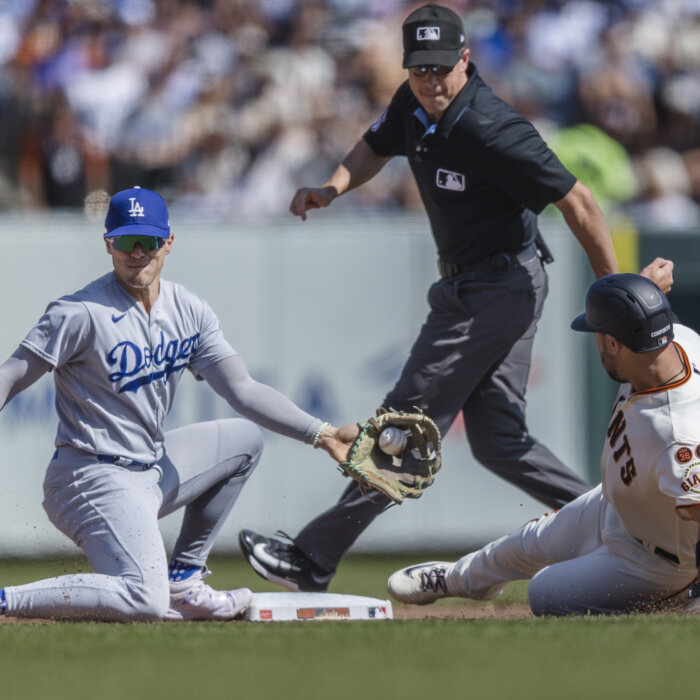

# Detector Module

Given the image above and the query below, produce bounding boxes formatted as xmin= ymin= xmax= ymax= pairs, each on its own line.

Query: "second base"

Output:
xmin=243 ymin=592 xmax=393 ymax=622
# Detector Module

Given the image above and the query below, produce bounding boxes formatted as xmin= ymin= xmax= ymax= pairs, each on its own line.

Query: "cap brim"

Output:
xmin=105 ymin=224 xmax=171 ymax=238
xmin=403 ymin=49 xmax=461 ymax=68
xmin=570 ymin=313 xmax=595 ymax=332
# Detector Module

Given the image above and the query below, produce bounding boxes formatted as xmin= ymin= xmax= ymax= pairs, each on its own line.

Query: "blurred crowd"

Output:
xmin=1 ymin=0 xmax=700 ymax=230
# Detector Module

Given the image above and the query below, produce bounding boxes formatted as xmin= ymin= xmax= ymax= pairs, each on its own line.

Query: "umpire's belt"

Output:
xmin=438 ymin=243 xmax=538 ymax=279
xmin=96 ymin=454 xmax=154 ymax=471
xmin=635 ymin=538 xmax=680 ymax=565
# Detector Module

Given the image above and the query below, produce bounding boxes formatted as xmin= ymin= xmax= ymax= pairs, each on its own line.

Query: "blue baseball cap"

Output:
xmin=104 ymin=187 xmax=171 ymax=238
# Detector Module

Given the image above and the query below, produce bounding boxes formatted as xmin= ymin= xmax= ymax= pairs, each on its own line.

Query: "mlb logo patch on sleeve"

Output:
xmin=370 ymin=109 xmax=387 ymax=133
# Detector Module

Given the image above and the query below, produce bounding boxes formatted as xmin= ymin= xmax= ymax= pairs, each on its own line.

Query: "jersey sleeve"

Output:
xmin=362 ymin=83 xmax=411 ymax=157
xmin=475 ymin=117 xmax=576 ymax=213
xmin=199 ymin=355 xmax=322 ymax=443
xmin=20 ymin=298 xmax=92 ymax=368
xmin=187 ymin=297 xmax=237 ymax=378
xmin=656 ymin=443 xmax=700 ymax=519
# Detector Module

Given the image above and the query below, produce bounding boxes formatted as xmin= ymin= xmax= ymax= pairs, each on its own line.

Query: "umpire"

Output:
xmin=239 ymin=3 xmax=618 ymax=592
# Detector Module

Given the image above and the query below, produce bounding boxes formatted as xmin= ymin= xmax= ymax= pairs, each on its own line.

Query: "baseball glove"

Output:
xmin=338 ymin=408 xmax=442 ymax=504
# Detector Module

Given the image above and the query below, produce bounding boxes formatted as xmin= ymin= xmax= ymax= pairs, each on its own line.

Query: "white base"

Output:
xmin=243 ymin=592 xmax=393 ymax=622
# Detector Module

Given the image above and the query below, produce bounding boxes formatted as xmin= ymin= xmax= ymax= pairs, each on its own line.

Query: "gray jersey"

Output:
xmin=22 ymin=271 xmax=235 ymax=462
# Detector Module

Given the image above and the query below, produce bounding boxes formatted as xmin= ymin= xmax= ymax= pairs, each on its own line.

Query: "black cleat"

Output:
xmin=238 ymin=529 xmax=333 ymax=592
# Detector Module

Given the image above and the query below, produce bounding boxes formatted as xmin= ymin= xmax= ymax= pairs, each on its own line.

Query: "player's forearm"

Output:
xmin=555 ymin=181 xmax=618 ymax=279
xmin=571 ymin=223 xmax=618 ymax=280
xmin=0 ymin=347 xmax=51 ymax=410
xmin=324 ymin=139 xmax=391 ymax=198
xmin=200 ymin=356 xmax=323 ymax=443
xmin=231 ymin=380 xmax=323 ymax=443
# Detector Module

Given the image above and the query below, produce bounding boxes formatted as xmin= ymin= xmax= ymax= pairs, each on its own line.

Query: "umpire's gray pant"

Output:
xmin=296 ymin=252 xmax=590 ymax=573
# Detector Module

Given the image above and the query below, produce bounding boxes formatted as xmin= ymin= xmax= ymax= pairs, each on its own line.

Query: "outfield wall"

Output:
xmin=0 ymin=212 xmax=592 ymax=556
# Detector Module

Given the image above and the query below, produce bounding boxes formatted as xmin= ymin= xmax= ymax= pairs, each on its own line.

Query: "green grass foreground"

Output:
xmin=2 ymin=555 xmax=699 ymax=700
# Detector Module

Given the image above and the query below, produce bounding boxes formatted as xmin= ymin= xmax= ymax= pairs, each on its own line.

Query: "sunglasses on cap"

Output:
xmin=110 ymin=235 xmax=167 ymax=253
xmin=409 ymin=64 xmax=456 ymax=77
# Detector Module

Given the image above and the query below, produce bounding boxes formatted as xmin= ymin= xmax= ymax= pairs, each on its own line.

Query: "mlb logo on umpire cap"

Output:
xmin=402 ymin=4 xmax=466 ymax=68
xmin=104 ymin=186 xmax=171 ymax=239
xmin=417 ymin=26 xmax=441 ymax=41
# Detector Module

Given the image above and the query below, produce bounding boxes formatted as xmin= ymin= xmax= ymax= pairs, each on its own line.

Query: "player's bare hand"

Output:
xmin=289 ymin=186 xmax=337 ymax=221
xmin=316 ymin=423 xmax=359 ymax=462
xmin=640 ymin=257 xmax=674 ymax=294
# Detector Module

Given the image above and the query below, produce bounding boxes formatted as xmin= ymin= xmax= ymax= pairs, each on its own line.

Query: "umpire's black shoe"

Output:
xmin=238 ymin=529 xmax=333 ymax=592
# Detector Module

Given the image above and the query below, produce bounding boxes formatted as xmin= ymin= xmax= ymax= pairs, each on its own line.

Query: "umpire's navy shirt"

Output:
xmin=363 ymin=63 xmax=576 ymax=265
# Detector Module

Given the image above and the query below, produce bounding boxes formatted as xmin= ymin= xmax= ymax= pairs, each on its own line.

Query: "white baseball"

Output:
xmin=378 ymin=427 xmax=407 ymax=455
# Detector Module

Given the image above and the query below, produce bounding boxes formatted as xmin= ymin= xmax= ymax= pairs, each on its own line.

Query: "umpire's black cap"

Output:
xmin=402 ymin=4 xmax=465 ymax=68
xmin=571 ymin=273 xmax=674 ymax=353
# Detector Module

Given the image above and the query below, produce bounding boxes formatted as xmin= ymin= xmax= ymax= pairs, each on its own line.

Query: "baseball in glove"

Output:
xmin=338 ymin=408 xmax=442 ymax=504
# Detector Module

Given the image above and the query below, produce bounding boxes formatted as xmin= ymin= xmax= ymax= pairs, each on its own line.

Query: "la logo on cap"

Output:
xmin=417 ymin=26 xmax=440 ymax=40
xmin=128 ymin=198 xmax=145 ymax=218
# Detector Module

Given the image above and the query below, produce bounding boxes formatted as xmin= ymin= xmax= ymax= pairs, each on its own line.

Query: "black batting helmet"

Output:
xmin=571 ymin=273 xmax=674 ymax=353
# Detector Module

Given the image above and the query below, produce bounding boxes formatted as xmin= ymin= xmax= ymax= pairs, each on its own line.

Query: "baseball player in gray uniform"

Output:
xmin=0 ymin=187 xmax=356 ymax=621
xmin=388 ymin=273 xmax=700 ymax=615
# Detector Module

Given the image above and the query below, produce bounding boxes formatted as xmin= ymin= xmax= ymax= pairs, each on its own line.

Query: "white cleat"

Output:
xmin=165 ymin=568 xmax=253 ymax=621
xmin=387 ymin=561 xmax=454 ymax=605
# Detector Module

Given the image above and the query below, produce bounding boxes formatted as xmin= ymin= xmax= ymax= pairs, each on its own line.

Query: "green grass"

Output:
xmin=2 ymin=556 xmax=699 ymax=700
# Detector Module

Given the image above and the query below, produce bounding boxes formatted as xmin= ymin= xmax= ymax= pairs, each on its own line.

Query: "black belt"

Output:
xmin=438 ymin=243 xmax=538 ymax=279
xmin=635 ymin=538 xmax=680 ymax=565
xmin=96 ymin=454 xmax=154 ymax=471
xmin=652 ymin=547 xmax=680 ymax=565
xmin=654 ymin=547 xmax=681 ymax=564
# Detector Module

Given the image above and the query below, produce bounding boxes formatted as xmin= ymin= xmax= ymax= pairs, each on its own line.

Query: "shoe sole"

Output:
xmin=239 ymin=530 xmax=303 ymax=592
xmin=239 ymin=530 xmax=332 ymax=593
xmin=245 ymin=555 xmax=302 ymax=593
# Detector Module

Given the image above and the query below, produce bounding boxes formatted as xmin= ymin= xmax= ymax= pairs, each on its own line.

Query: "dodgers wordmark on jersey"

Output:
xmin=21 ymin=271 xmax=235 ymax=464
xmin=602 ymin=323 xmax=700 ymax=567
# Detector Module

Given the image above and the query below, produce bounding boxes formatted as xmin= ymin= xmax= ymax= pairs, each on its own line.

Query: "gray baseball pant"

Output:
xmin=295 ymin=253 xmax=590 ymax=573
xmin=446 ymin=485 xmax=695 ymax=615
xmin=5 ymin=418 xmax=263 ymax=621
